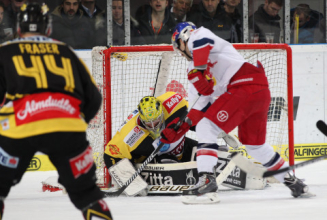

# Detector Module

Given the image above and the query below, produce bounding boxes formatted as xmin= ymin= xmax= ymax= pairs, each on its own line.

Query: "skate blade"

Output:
xmin=297 ymin=191 xmax=316 ymax=198
xmin=182 ymin=192 xmax=220 ymax=205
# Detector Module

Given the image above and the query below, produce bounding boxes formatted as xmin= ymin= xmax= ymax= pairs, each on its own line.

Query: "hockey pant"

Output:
xmin=0 ymin=132 xmax=103 ymax=210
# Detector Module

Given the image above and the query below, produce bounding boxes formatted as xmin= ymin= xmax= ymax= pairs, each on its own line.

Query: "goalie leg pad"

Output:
xmin=217 ymin=151 xmax=267 ymax=190
xmin=108 ymin=158 xmax=148 ymax=197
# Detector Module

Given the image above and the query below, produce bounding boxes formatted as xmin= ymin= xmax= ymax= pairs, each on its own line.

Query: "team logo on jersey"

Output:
xmin=162 ymin=93 xmax=183 ymax=114
xmin=0 ymin=118 xmax=9 ymax=131
xmin=0 ymin=147 xmax=19 ymax=169
xmin=69 ymin=146 xmax=94 ymax=179
xmin=108 ymin=145 xmax=121 ymax=156
xmin=217 ymin=110 xmax=228 ymax=122
xmin=124 ymin=126 xmax=145 ymax=147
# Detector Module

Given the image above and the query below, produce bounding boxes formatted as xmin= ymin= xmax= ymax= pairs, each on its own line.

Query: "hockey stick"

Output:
xmin=104 ymin=95 xmax=201 ymax=197
xmin=316 ymin=120 xmax=327 ymax=136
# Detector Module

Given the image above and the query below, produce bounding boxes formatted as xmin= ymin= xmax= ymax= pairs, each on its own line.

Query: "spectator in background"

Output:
xmin=291 ymin=4 xmax=325 ymax=44
xmin=188 ymin=0 xmax=237 ymax=43
xmin=80 ymin=0 xmax=104 ymax=18
xmin=3 ymin=0 xmax=27 ymax=39
xmin=137 ymin=0 xmax=176 ymax=44
xmin=0 ymin=2 xmax=10 ymax=43
xmin=220 ymin=0 xmax=242 ymax=42
xmin=79 ymin=0 xmax=106 ymax=46
xmin=249 ymin=0 xmax=283 ymax=43
xmin=0 ymin=0 xmax=10 ymax=8
xmin=51 ymin=0 xmax=94 ymax=49
xmin=112 ymin=0 xmax=145 ymax=45
xmin=171 ymin=0 xmax=193 ymax=22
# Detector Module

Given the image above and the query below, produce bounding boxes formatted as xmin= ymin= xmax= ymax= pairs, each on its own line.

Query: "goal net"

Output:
xmin=89 ymin=44 xmax=294 ymax=188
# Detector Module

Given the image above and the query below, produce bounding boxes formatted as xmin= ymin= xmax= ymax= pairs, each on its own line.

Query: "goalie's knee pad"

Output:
xmin=82 ymin=199 xmax=113 ymax=220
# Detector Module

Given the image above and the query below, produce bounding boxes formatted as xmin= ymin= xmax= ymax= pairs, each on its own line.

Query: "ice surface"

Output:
xmin=4 ymin=160 xmax=327 ymax=220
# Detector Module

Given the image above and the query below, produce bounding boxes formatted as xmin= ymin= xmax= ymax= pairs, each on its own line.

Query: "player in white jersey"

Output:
xmin=160 ymin=22 xmax=313 ymax=204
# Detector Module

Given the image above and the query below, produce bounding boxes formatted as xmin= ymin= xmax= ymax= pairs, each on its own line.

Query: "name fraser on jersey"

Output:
xmin=18 ymin=43 xmax=60 ymax=54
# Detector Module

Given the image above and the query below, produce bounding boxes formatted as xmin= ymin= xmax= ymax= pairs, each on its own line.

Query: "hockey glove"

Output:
xmin=160 ymin=117 xmax=190 ymax=144
xmin=188 ymin=69 xmax=214 ymax=96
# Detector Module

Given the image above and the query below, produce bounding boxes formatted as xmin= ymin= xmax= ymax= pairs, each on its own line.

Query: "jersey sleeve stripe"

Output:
xmin=193 ymin=38 xmax=214 ymax=49
xmin=193 ymin=45 xmax=212 ymax=67
xmin=192 ymin=38 xmax=214 ymax=66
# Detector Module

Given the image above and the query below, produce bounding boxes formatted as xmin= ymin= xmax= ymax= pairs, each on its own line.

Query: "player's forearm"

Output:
xmin=82 ymin=87 xmax=102 ymax=123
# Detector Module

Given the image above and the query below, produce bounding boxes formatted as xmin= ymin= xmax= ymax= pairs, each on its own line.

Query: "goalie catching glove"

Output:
xmin=160 ymin=117 xmax=191 ymax=144
xmin=188 ymin=69 xmax=214 ymax=96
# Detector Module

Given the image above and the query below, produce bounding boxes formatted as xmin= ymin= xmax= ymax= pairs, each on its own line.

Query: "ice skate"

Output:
xmin=82 ymin=199 xmax=112 ymax=220
xmin=182 ymin=172 xmax=219 ymax=204
xmin=284 ymin=173 xmax=316 ymax=198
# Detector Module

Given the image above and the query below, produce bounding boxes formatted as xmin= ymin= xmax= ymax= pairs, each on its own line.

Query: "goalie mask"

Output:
xmin=171 ymin=22 xmax=196 ymax=56
xmin=138 ymin=96 xmax=165 ymax=139
xmin=17 ymin=3 xmax=52 ymax=36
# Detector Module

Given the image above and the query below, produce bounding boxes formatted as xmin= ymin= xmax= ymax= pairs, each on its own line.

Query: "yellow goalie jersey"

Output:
xmin=104 ymin=92 xmax=189 ymax=166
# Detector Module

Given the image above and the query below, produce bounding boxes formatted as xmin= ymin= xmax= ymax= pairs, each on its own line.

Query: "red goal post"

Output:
xmin=89 ymin=44 xmax=294 ymax=188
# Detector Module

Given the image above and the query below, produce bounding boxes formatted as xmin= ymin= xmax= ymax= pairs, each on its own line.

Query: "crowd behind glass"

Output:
xmin=0 ymin=0 xmax=326 ymax=49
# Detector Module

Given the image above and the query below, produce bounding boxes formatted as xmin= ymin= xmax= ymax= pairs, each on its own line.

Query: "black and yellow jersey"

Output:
xmin=0 ymin=36 xmax=101 ymax=138
xmin=104 ymin=92 xmax=188 ymax=165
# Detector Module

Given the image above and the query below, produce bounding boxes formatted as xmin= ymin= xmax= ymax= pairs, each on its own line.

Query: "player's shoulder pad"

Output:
xmin=158 ymin=92 xmax=188 ymax=116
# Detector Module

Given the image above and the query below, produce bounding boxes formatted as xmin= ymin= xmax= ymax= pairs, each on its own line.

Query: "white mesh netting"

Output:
xmin=89 ymin=45 xmax=292 ymax=187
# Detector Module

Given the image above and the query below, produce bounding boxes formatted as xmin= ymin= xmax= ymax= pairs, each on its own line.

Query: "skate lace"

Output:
xmin=193 ymin=175 xmax=209 ymax=188
xmin=284 ymin=175 xmax=305 ymax=185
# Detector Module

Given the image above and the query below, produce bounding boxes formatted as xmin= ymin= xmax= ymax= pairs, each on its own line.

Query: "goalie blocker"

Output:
xmin=108 ymin=148 xmax=267 ymax=196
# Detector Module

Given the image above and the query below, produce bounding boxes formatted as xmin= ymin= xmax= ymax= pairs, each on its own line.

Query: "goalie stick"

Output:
xmin=231 ymin=120 xmax=327 ymax=178
xmin=104 ymin=94 xmax=201 ymax=197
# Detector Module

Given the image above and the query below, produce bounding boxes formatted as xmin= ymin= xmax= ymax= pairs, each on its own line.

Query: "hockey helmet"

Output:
xmin=138 ymin=96 xmax=165 ymax=139
xmin=17 ymin=3 xmax=52 ymax=36
xmin=171 ymin=22 xmax=196 ymax=51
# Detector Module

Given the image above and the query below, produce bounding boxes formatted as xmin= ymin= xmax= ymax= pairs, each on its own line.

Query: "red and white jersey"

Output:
xmin=186 ymin=27 xmax=246 ymax=110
